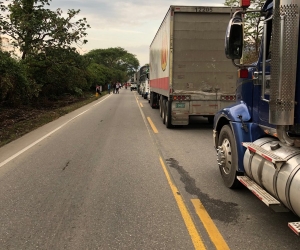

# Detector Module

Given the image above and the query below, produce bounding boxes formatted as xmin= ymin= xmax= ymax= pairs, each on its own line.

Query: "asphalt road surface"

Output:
xmin=0 ymin=89 xmax=299 ymax=250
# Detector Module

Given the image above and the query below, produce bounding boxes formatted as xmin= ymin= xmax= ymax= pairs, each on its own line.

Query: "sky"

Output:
xmin=50 ymin=0 xmax=227 ymax=67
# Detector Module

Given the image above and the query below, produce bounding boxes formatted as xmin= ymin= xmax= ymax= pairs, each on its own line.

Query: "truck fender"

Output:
xmin=214 ymin=102 xmax=264 ymax=172
xmin=216 ymin=101 xmax=251 ymax=123
xmin=214 ymin=102 xmax=251 ymax=143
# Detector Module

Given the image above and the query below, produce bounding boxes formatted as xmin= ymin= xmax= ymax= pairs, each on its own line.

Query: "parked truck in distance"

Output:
xmin=213 ymin=0 xmax=300 ymax=235
xmin=149 ymin=6 xmax=239 ymax=128
xmin=130 ymin=73 xmax=137 ymax=91
xmin=137 ymin=65 xmax=150 ymax=99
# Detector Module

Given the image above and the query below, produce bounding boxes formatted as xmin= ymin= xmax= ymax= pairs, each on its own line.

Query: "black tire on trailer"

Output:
xmin=150 ymin=92 xmax=156 ymax=109
xmin=149 ymin=92 xmax=153 ymax=107
xmin=217 ymin=125 xmax=242 ymax=188
xmin=159 ymin=97 xmax=163 ymax=117
xmin=165 ymin=100 xmax=172 ymax=128
xmin=162 ymin=99 xmax=166 ymax=124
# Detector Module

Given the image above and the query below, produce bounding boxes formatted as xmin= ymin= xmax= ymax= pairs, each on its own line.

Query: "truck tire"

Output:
xmin=162 ymin=100 xmax=166 ymax=124
xmin=150 ymin=92 xmax=157 ymax=109
xmin=217 ymin=125 xmax=241 ymax=188
xmin=159 ymin=97 xmax=163 ymax=117
xmin=165 ymin=101 xmax=172 ymax=128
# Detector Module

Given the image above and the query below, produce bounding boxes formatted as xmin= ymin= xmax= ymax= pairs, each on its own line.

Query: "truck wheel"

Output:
xmin=159 ymin=97 xmax=163 ymax=117
xmin=217 ymin=125 xmax=241 ymax=188
xmin=165 ymin=101 xmax=172 ymax=128
xmin=162 ymin=100 xmax=166 ymax=124
xmin=150 ymin=92 xmax=156 ymax=109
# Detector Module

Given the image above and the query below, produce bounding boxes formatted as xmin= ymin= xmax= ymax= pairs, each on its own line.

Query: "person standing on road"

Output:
xmin=116 ymin=82 xmax=120 ymax=94
xmin=96 ymin=85 xmax=101 ymax=95
xmin=113 ymin=83 xmax=116 ymax=94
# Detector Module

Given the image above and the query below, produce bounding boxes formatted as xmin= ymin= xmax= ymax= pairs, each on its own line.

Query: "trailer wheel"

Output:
xmin=150 ymin=92 xmax=156 ymax=109
xmin=165 ymin=101 xmax=172 ymax=128
xmin=159 ymin=97 xmax=163 ymax=117
xmin=162 ymin=100 xmax=166 ymax=124
xmin=217 ymin=125 xmax=241 ymax=188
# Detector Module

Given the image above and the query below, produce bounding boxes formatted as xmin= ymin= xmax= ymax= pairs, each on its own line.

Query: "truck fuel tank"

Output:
xmin=243 ymin=137 xmax=300 ymax=218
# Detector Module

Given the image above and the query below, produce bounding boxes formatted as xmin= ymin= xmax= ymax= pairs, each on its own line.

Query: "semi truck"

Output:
xmin=138 ymin=65 xmax=149 ymax=99
xmin=149 ymin=6 xmax=240 ymax=128
xmin=130 ymin=73 xmax=137 ymax=91
xmin=213 ymin=0 xmax=300 ymax=235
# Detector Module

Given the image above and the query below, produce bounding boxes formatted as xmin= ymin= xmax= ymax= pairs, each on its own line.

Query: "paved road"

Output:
xmin=137 ymin=91 xmax=300 ymax=250
xmin=0 ymin=90 xmax=196 ymax=250
xmin=0 ymin=89 xmax=299 ymax=250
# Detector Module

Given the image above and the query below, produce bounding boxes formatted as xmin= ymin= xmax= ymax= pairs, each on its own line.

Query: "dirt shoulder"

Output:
xmin=0 ymin=92 xmax=103 ymax=148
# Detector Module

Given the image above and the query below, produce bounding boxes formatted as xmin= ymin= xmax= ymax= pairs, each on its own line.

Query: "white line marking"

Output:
xmin=0 ymin=95 xmax=111 ymax=169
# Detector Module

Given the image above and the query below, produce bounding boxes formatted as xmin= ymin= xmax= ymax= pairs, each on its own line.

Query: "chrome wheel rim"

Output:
xmin=217 ymin=138 xmax=232 ymax=174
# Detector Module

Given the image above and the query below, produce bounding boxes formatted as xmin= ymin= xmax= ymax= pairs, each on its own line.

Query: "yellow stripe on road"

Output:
xmin=159 ymin=158 xmax=206 ymax=250
xmin=147 ymin=117 xmax=158 ymax=134
xmin=191 ymin=199 xmax=230 ymax=250
xmin=140 ymin=102 xmax=144 ymax=107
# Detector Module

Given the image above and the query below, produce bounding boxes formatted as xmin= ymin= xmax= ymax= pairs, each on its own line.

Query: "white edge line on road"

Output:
xmin=0 ymin=95 xmax=111 ymax=169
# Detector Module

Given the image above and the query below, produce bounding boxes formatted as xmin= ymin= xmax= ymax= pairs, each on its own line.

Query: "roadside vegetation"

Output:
xmin=0 ymin=0 xmax=139 ymax=147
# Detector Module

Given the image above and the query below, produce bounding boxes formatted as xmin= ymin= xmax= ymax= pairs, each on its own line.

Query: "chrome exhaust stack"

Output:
xmin=269 ymin=0 xmax=300 ymax=145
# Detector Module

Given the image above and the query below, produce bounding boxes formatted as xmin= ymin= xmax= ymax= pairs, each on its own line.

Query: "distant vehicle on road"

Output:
xmin=130 ymin=73 xmax=137 ymax=91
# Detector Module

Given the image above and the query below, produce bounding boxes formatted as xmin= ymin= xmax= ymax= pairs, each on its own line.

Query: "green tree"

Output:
xmin=0 ymin=51 xmax=39 ymax=106
xmin=0 ymin=0 xmax=90 ymax=59
xmin=224 ymin=0 xmax=265 ymax=62
xmin=25 ymin=47 xmax=89 ymax=98
xmin=86 ymin=63 xmax=113 ymax=88
xmin=85 ymin=47 xmax=139 ymax=80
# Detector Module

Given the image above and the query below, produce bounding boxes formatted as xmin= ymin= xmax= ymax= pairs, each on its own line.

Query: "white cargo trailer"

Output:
xmin=149 ymin=6 xmax=239 ymax=128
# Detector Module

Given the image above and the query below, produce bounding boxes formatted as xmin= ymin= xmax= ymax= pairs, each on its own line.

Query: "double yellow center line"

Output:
xmin=136 ymin=94 xmax=229 ymax=250
xmin=159 ymin=158 xmax=229 ymax=250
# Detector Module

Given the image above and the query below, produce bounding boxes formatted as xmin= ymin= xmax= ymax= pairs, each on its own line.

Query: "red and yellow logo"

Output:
xmin=161 ymin=31 xmax=168 ymax=71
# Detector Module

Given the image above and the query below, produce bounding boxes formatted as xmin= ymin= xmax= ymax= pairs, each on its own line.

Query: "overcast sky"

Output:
xmin=50 ymin=0 xmax=227 ymax=67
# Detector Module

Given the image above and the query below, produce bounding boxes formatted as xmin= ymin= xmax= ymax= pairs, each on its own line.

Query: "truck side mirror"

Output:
xmin=225 ymin=15 xmax=243 ymax=60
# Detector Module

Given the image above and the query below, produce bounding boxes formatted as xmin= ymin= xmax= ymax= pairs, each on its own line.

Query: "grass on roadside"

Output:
xmin=0 ymin=91 xmax=107 ymax=148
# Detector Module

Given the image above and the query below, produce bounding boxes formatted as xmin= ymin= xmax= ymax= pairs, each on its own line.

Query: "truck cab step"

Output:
xmin=237 ymin=176 xmax=288 ymax=211
xmin=288 ymin=222 xmax=300 ymax=236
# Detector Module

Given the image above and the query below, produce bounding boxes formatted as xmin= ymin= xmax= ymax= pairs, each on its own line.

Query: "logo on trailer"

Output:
xmin=161 ymin=30 xmax=168 ymax=71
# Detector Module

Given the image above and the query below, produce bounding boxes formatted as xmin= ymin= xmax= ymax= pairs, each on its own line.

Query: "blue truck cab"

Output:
xmin=213 ymin=0 xmax=300 ymax=234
